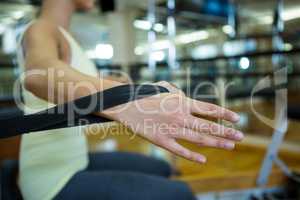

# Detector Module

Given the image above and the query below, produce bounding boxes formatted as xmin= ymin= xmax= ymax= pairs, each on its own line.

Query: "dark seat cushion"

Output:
xmin=0 ymin=160 xmax=22 ymax=200
xmin=288 ymin=105 xmax=300 ymax=120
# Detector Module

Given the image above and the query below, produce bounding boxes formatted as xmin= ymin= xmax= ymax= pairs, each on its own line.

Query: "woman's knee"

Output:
xmin=88 ymin=152 xmax=172 ymax=177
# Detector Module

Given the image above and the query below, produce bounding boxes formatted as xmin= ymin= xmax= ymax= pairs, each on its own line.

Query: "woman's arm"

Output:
xmin=23 ymin=20 xmax=244 ymax=164
xmin=23 ymin=20 xmax=122 ymax=104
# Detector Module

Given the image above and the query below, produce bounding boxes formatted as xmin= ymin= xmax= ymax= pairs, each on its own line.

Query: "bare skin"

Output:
xmin=23 ymin=0 xmax=244 ymax=163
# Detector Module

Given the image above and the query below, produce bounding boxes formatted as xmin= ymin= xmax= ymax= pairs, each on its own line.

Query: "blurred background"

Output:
xmin=0 ymin=0 xmax=300 ymax=199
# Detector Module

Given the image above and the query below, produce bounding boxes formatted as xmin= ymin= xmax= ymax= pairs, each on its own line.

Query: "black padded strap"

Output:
xmin=0 ymin=84 xmax=169 ymax=139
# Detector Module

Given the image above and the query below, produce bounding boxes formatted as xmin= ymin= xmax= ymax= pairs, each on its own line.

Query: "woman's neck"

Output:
xmin=40 ymin=0 xmax=75 ymax=30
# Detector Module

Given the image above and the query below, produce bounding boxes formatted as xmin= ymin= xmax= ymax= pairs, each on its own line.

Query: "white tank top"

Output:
xmin=17 ymin=23 xmax=98 ymax=200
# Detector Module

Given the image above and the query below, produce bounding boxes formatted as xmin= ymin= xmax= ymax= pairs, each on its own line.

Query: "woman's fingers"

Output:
xmin=173 ymin=127 xmax=235 ymax=150
xmin=189 ymin=99 xmax=240 ymax=123
xmin=184 ymin=115 xmax=244 ymax=141
xmin=162 ymin=139 xmax=207 ymax=163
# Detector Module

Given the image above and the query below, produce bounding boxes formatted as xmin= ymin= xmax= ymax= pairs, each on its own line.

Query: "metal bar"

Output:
xmin=147 ymin=0 xmax=157 ymax=72
xmin=257 ymin=0 xmax=288 ymax=187
xmin=273 ymin=156 xmax=294 ymax=178
xmin=228 ymin=0 xmax=237 ymax=39
xmin=177 ymin=72 xmax=300 ymax=78
xmin=167 ymin=0 xmax=178 ymax=70
xmin=256 ymin=103 xmax=288 ymax=186
xmin=133 ymin=48 xmax=300 ymax=67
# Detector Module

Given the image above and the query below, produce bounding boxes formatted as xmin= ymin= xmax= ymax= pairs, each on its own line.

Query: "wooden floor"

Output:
xmin=174 ymin=140 xmax=300 ymax=193
xmin=87 ymin=122 xmax=300 ymax=193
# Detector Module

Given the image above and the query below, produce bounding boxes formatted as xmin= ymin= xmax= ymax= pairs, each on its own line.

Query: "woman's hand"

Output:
xmin=102 ymin=82 xmax=243 ymax=163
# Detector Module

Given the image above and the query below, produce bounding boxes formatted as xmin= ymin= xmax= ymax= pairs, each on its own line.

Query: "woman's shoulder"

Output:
xmin=23 ymin=19 xmax=61 ymax=43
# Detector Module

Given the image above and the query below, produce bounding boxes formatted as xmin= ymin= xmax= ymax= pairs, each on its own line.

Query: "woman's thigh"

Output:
xmin=54 ymin=170 xmax=196 ymax=200
xmin=87 ymin=152 xmax=172 ymax=177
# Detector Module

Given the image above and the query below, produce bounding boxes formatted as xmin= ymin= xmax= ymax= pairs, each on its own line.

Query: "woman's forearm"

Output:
xmin=24 ymin=59 xmax=123 ymax=104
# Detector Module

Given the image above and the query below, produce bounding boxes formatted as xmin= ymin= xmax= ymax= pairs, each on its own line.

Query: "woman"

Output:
xmin=17 ymin=0 xmax=244 ymax=199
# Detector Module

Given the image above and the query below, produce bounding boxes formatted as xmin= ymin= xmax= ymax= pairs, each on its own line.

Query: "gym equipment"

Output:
xmin=0 ymin=160 xmax=22 ymax=200
xmin=167 ymin=0 xmax=178 ymax=70
xmin=227 ymin=0 xmax=238 ymax=39
xmin=0 ymin=84 xmax=168 ymax=139
xmin=256 ymin=0 xmax=291 ymax=187
xmin=147 ymin=0 xmax=157 ymax=72
xmin=132 ymin=47 xmax=300 ymax=69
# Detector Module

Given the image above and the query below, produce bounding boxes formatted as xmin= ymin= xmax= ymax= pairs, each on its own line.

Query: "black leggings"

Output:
xmin=54 ymin=152 xmax=196 ymax=200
